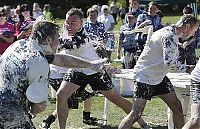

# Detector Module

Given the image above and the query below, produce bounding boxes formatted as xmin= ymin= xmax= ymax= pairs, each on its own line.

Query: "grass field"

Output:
xmin=33 ymin=96 xmax=170 ymax=129
xmin=32 ymin=15 xmax=194 ymax=129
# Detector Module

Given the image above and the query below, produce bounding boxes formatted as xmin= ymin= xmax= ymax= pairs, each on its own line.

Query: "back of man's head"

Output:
xmin=30 ymin=21 xmax=60 ymax=43
xmin=183 ymin=6 xmax=193 ymax=15
xmin=176 ymin=14 xmax=198 ymax=27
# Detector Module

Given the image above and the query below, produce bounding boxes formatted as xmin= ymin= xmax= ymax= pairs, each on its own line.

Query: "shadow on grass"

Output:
xmin=87 ymin=124 xmax=167 ymax=129
xmin=89 ymin=125 xmax=135 ymax=129
xmin=152 ymin=126 xmax=168 ymax=129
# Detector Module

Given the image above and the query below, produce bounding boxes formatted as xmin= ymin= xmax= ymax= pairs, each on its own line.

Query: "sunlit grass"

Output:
xmin=33 ymin=96 xmax=169 ymax=129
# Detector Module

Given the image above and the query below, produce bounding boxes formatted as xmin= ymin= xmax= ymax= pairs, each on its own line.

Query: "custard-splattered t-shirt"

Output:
xmin=133 ymin=25 xmax=186 ymax=85
xmin=0 ymin=39 xmax=49 ymax=129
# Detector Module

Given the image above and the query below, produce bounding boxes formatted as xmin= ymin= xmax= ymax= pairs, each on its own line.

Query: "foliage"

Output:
xmin=108 ymin=0 xmax=127 ymax=8
xmin=0 ymin=0 xmax=110 ymax=18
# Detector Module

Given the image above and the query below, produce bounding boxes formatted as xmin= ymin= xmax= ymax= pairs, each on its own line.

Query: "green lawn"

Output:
xmin=33 ymin=96 xmax=169 ymax=129
xmin=32 ymin=15 xmax=195 ymax=129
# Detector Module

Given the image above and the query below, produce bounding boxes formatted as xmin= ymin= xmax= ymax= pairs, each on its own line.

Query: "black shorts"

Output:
xmin=63 ymin=69 xmax=114 ymax=91
xmin=49 ymin=78 xmax=95 ymax=109
xmin=133 ymin=76 xmax=174 ymax=100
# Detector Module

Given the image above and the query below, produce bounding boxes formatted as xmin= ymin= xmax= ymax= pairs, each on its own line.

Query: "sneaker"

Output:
xmin=40 ymin=120 xmax=51 ymax=129
xmin=83 ymin=117 xmax=98 ymax=125
xmin=141 ymin=123 xmax=152 ymax=129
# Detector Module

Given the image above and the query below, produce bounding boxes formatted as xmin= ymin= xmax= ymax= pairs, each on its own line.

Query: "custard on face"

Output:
xmin=65 ymin=14 xmax=82 ymax=36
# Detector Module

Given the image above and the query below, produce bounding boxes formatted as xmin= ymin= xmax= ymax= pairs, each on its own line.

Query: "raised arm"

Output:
xmin=162 ymin=36 xmax=186 ymax=72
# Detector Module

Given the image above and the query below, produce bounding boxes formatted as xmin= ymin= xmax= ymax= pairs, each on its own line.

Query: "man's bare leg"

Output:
xmin=118 ymin=98 xmax=147 ymax=129
xmin=182 ymin=103 xmax=200 ymax=129
xmin=158 ymin=91 xmax=184 ymax=129
xmin=56 ymin=81 xmax=80 ymax=129
xmin=101 ymin=88 xmax=148 ymax=128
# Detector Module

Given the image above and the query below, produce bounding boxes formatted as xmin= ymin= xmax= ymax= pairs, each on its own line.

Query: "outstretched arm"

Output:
xmin=50 ymin=53 xmax=106 ymax=72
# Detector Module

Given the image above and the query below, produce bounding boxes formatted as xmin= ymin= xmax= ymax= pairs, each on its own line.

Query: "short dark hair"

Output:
xmin=127 ymin=11 xmax=136 ymax=17
xmin=20 ymin=4 xmax=29 ymax=13
xmin=156 ymin=10 xmax=163 ymax=18
xmin=66 ymin=8 xmax=84 ymax=20
xmin=31 ymin=21 xmax=60 ymax=43
xmin=43 ymin=4 xmax=51 ymax=12
xmin=176 ymin=14 xmax=199 ymax=27
xmin=183 ymin=6 xmax=193 ymax=15
xmin=148 ymin=1 xmax=159 ymax=8
xmin=0 ymin=7 xmax=6 ymax=17
xmin=87 ymin=7 xmax=98 ymax=16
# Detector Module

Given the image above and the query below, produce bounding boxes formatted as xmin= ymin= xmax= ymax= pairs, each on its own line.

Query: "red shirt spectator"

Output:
xmin=0 ymin=7 xmax=15 ymax=55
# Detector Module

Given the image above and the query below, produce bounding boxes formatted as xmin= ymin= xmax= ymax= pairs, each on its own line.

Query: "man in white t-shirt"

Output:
xmin=118 ymin=15 xmax=199 ymax=129
xmin=56 ymin=8 xmax=150 ymax=129
xmin=98 ymin=5 xmax=115 ymax=62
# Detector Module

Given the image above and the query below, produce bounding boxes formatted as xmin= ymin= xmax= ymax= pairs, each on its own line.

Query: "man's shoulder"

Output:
xmin=138 ymin=12 xmax=148 ymax=17
xmin=120 ymin=24 xmax=128 ymax=30
xmin=153 ymin=26 xmax=176 ymax=41
xmin=3 ymin=39 xmax=26 ymax=53
xmin=96 ymin=22 xmax=104 ymax=26
xmin=5 ymin=39 xmax=44 ymax=61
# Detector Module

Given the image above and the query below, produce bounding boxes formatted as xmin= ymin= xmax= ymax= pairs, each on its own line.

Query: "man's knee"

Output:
xmin=189 ymin=117 xmax=200 ymax=128
xmin=56 ymin=88 xmax=69 ymax=100
xmin=129 ymin=110 xmax=142 ymax=121
xmin=170 ymin=99 xmax=183 ymax=112
xmin=102 ymin=89 xmax=121 ymax=102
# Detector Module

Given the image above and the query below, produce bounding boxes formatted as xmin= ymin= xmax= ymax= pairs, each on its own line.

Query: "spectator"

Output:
xmin=4 ymin=5 xmax=16 ymax=25
xmin=124 ymin=0 xmax=144 ymax=24
xmin=119 ymin=5 xmax=126 ymax=22
xmin=92 ymin=4 xmax=102 ymax=17
xmin=98 ymin=5 xmax=115 ymax=31
xmin=85 ymin=7 xmax=106 ymax=41
xmin=13 ymin=5 xmax=20 ymax=23
xmin=16 ymin=4 xmax=35 ymax=40
xmin=43 ymin=4 xmax=54 ymax=22
xmin=0 ymin=7 xmax=15 ymax=55
xmin=84 ymin=7 xmax=107 ymax=58
xmin=156 ymin=10 xmax=164 ymax=23
xmin=98 ymin=5 xmax=115 ymax=62
xmin=117 ymin=12 xmax=138 ymax=69
xmin=109 ymin=1 xmax=118 ymax=24
xmin=32 ymin=3 xmax=43 ymax=19
xmin=136 ymin=1 xmax=162 ymax=51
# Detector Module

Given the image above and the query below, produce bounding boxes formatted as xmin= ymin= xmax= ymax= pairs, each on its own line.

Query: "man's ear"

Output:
xmin=45 ymin=36 xmax=52 ymax=45
xmin=185 ymin=24 xmax=190 ymax=31
xmin=80 ymin=19 xmax=83 ymax=26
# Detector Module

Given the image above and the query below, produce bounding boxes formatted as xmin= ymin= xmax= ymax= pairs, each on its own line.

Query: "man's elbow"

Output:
xmin=164 ymin=61 xmax=171 ymax=67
